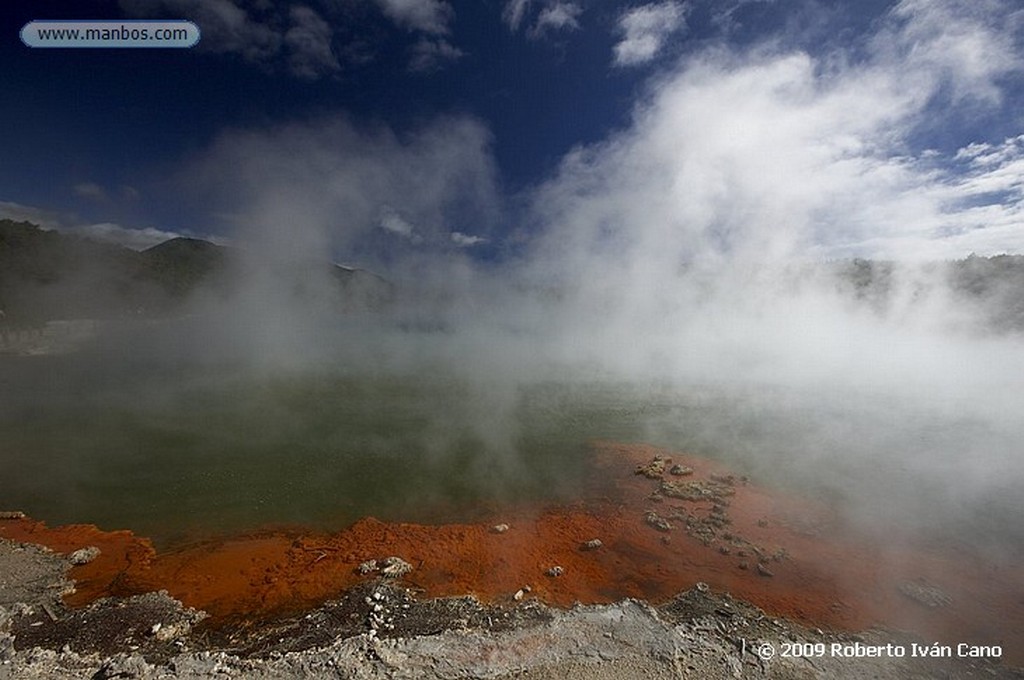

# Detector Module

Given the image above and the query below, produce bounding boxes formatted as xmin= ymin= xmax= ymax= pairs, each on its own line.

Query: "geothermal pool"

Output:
xmin=2 ymin=345 xmax=1021 ymax=553
xmin=4 ymin=337 xmax=1024 ymax=663
xmin=0 ymin=354 xmax=680 ymax=544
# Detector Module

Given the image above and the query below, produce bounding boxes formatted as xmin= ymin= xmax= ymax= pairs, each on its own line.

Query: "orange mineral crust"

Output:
xmin=3 ymin=441 xmax=1022 ymax=663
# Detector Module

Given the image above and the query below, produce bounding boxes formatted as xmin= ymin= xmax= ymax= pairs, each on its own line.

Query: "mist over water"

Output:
xmin=4 ymin=253 xmax=1023 ymax=553
xmin=3 ymin=0 xmax=1024 ymax=559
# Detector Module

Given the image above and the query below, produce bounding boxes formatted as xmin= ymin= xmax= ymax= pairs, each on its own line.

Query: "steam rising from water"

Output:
xmin=5 ymin=0 xmax=1024 ymax=549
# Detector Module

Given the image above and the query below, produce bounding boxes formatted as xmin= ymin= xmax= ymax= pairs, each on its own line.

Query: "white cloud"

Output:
xmin=71 ymin=223 xmax=200 ymax=251
xmin=950 ymin=136 xmax=1024 ymax=202
xmin=122 ymin=0 xmax=470 ymax=77
xmin=528 ymin=1 xmax=582 ymax=39
xmin=451 ymin=231 xmax=487 ymax=247
xmin=73 ymin=182 xmax=142 ymax=203
xmin=378 ymin=208 xmax=422 ymax=243
xmin=121 ymin=0 xmax=281 ymax=62
xmin=612 ymin=1 xmax=688 ymax=67
xmin=502 ymin=0 xmax=531 ymax=31
xmin=0 ymin=200 xmax=209 ymax=250
xmin=526 ymin=0 xmax=1024 ymax=291
xmin=374 ymin=0 xmax=454 ymax=35
xmin=121 ymin=0 xmax=347 ymax=79
xmin=708 ymin=0 xmax=778 ymax=33
xmin=504 ymin=0 xmax=582 ymax=38
xmin=955 ymin=135 xmax=1024 ymax=171
xmin=833 ymin=135 xmax=1024 ymax=260
xmin=880 ymin=0 xmax=1023 ymax=105
xmin=408 ymin=37 xmax=464 ymax=72
xmin=73 ymin=182 xmax=108 ymax=202
xmin=0 ymin=201 xmax=64 ymax=230
xmin=372 ymin=0 xmax=463 ymax=70
xmin=285 ymin=5 xmax=340 ymax=80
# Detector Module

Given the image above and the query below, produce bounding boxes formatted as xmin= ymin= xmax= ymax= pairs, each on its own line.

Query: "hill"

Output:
xmin=0 ymin=220 xmax=390 ymax=325
xmin=828 ymin=255 xmax=1024 ymax=332
xmin=2 ymin=218 xmax=1021 ymax=331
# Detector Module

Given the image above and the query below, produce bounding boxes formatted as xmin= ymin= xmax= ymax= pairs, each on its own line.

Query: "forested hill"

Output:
xmin=0 ymin=220 xmax=390 ymax=325
xmin=2 ymin=219 xmax=1022 ymax=331
xmin=830 ymin=256 xmax=1024 ymax=333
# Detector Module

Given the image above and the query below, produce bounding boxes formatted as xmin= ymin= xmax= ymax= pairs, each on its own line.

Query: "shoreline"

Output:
xmin=3 ymin=442 xmax=1023 ymax=676
xmin=1 ymin=537 xmax=1020 ymax=680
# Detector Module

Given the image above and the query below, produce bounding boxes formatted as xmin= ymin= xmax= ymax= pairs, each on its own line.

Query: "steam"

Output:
xmin=147 ymin=0 xmax=1024 ymax=543
xmin=5 ymin=0 xmax=1023 ymax=547
xmin=500 ymin=0 xmax=1024 ymax=541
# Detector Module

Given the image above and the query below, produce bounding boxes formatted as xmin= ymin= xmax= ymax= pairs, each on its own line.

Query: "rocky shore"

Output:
xmin=2 ymin=536 xmax=1020 ymax=679
xmin=3 ymin=442 xmax=1023 ymax=678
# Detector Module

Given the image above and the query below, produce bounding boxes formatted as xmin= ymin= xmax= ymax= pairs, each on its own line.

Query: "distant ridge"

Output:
xmin=2 ymin=219 xmax=1021 ymax=331
xmin=0 ymin=220 xmax=390 ymax=325
xmin=142 ymin=237 xmax=230 ymax=297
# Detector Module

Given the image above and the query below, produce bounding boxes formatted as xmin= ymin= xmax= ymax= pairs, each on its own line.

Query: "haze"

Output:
xmin=2 ymin=0 xmax=1023 ymax=553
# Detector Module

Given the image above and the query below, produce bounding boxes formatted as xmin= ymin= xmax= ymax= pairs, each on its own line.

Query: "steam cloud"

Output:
xmin=155 ymin=0 xmax=1024 ymax=544
xmin=7 ymin=0 xmax=1022 ymax=548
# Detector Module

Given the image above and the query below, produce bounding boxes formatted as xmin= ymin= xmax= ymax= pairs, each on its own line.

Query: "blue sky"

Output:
xmin=1 ymin=0 xmax=1022 ymax=264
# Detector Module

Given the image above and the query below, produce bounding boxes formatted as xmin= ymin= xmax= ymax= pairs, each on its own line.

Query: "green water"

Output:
xmin=4 ymin=345 xmax=1022 ymax=552
xmin=1 ymin=355 xmax=675 ymax=546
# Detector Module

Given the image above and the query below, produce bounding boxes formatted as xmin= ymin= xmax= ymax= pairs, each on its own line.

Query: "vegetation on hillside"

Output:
xmin=2 ymin=218 xmax=1021 ymax=331
xmin=0 ymin=220 xmax=390 ymax=326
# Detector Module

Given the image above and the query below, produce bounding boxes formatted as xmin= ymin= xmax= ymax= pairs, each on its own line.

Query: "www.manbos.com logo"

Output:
xmin=21 ymin=20 xmax=200 ymax=48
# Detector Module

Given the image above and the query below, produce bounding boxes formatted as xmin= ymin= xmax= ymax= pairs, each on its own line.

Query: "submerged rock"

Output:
xmin=634 ymin=456 xmax=669 ymax=479
xmin=660 ymin=479 xmax=734 ymax=501
xmin=644 ymin=511 xmax=672 ymax=532
xmin=898 ymin=580 xmax=952 ymax=608
xmin=380 ymin=556 xmax=413 ymax=578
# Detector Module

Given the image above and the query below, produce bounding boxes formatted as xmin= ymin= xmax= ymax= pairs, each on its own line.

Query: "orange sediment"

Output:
xmin=3 ymin=441 xmax=1022 ymax=663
